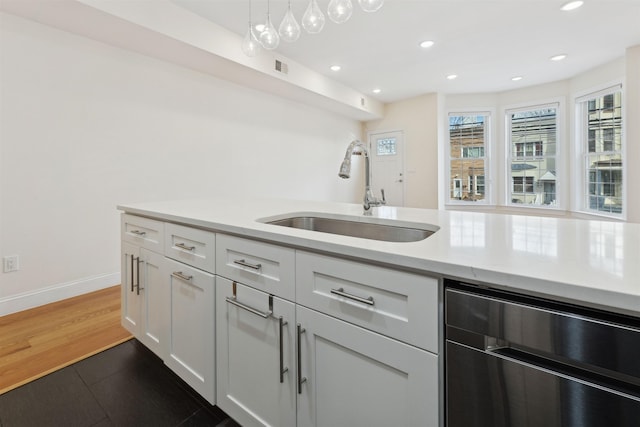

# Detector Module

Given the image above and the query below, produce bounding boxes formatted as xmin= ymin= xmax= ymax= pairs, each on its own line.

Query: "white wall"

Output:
xmin=0 ymin=13 xmax=362 ymax=314
xmin=364 ymin=93 xmax=440 ymax=209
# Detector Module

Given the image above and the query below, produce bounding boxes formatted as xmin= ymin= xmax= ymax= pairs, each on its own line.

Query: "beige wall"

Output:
xmin=626 ymin=45 xmax=640 ymax=223
xmin=364 ymin=93 xmax=439 ymax=209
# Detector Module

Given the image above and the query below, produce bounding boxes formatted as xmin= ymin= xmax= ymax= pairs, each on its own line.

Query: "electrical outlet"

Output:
xmin=3 ymin=255 xmax=19 ymax=273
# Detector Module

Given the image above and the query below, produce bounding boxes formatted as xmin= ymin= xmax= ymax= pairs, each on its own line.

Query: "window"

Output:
xmin=507 ymin=105 xmax=558 ymax=206
xmin=513 ymin=176 xmax=534 ymax=193
xmin=578 ymin=87 xmax=623 ymax=216
xmin=448 ymin=113 xmax=490 ymax=203
xmin=376 ymin=138 xmax=397 ymax=156
xmin=462 ymin=146 xmax=484 ymax=158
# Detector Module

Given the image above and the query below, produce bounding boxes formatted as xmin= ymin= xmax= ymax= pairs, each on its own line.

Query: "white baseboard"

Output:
xmin=0 ymin=272 xmax=121 ymax=317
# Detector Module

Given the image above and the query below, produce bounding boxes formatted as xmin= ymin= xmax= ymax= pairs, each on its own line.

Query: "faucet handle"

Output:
xmin=380 ymin=189 xmax=386 ymax=204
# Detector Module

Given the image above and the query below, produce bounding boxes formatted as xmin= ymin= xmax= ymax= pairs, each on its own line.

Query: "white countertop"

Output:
xmin=118 ymin=197 xmax=640 ymax=317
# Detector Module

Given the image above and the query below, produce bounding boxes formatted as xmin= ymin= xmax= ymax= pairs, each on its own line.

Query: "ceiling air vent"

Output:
xmin=275 ymin=60 xmax=289 ymax=74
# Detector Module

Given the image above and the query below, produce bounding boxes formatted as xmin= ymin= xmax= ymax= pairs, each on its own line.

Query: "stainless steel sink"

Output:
xmin=262 ymin=215 xmax=437 ymax=242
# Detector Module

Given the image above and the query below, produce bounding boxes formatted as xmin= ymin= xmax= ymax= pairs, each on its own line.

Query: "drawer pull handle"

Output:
xmin=233 ymin=259 xmax=262 ymax=271
xmin=172 ymin=271 xmax=193 ymax=282
xmin=225 ymin=281 xmax=273 ymax=318
xmin=330 ymin=288 xmax=375 ymax=306
xmin=130 ymin=230 xmax=146 ymax=236
xmin=175 ymin=243 xmax=196 ymax=251
xmin=297 ymin=323 xmax=307 ymax=394
xmin=279 ymin=316 xmax=289 ymax=384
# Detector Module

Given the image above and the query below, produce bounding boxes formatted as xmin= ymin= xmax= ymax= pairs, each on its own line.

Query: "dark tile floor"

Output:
xmin=0 ymin=339 xmax=240 ymax=427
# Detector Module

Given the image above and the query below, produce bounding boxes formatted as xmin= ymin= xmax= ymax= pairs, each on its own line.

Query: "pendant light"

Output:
xmin=328 ymin=0 xmax=353 ymax=24
xmin=358 ymin=0 xmax=384 ymax=13
xmin=241 ymin=0 xmax=260 ymax=57
xmin=302 ymin=0 xmax=326 ymax=34
xmin=279 ymin=0 xmax=301 ymax=42
xmin=259 ymin=0 xmax=280 ymax=50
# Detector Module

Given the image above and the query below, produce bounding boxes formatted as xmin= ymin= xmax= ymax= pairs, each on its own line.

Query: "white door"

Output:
xmin=216 ymin=277 xmax=296 ymax=427
xmin=369 ymin=131 xmax=405 ymax=206
xmin=139 ymin=248 xmax=169 ymax=360
xmin=166 ymin=258 xmax=215 ymax=403
xmin=121 ymin=242 xmax=141 ymax=336
xmin=296 ymin=305 xmax=438 ymax=427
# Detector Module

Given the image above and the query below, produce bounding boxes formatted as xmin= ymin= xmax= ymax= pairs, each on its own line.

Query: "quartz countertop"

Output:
xmin=118 ymin=197 xmax=640 ymax=317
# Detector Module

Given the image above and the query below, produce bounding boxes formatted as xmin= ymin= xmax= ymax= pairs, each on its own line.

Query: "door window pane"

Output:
xmin=376 ymin=138 xmax=397 ymax=156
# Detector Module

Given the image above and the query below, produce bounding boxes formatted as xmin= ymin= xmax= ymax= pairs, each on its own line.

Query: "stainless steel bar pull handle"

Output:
xmin=171 ymin=271 xmax=193 ymax=282
xmin=233 ymin=259 xmax=262 ymax=271
xmin=297 ymin=323 xmax=307 ymax=394
xmin=330 ymin=287 xmax=375 ymax=306
xmin=130 ymin=230 xmax=146 ymax=236
xmin=135 ymin=257 xmax=142 ymax=295
xmin=279 ymin=316 xmax=289 ymax=384
xmin=175 ymin=243 xmax=196 ymax=251
xmin=225 ymin=282 xmax=273 ymax=318
xmin=129 ymin=254 xmax=134 ymax=293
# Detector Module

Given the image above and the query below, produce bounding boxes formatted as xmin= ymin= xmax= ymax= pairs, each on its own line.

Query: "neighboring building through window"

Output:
xmin=448 ymin=113 xmax=489 ymax=203
xmin=578 ymin=88 xmax=623 ymax=216
xmin=507 ymin=105 xmax=558 ymax=206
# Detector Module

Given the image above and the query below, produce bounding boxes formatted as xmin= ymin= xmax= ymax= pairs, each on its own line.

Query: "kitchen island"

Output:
xmin=118 ymin=197 xmax=640 ymax=427
xmin=119 ymin=197 xmax=640 ymax=316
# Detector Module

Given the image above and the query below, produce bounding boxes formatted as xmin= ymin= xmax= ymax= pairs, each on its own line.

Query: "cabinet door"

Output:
xmin=296 ymin=305 xmax=439 ymax=427
xmin=216 ymin=277 xmax=296 ymax=427
xmin=139 ymin=248 xmax=169 ymax=359
xmin=121 ymin=241 xmax=141 ymax=335
xmin=165 ymin=258 xmax=215 ymax=404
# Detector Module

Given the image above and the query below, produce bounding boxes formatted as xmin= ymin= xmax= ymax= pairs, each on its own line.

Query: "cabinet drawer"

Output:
xmin=121 ymin=214 xmax=164 ymax=252
xmin=165 ymin=223 xmax=216 ymax=273
xmin=216 ymin=234 xmax=295 ymax=301
xmin=296 ymin=251 xmax=439 ymax=353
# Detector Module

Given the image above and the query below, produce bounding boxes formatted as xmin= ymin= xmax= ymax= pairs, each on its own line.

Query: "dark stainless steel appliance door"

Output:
xmin=445 ymin=283 xmax=640 ymax=427
xmin=447 ymin=341 xmax=640 ymax=427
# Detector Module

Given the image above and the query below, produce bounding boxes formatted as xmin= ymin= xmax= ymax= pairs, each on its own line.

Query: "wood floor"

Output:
xmin=0 ymin=285 xmax=132 ymax=394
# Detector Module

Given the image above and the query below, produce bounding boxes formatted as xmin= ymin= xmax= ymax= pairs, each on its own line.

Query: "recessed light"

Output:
xmin=372 ymin=88 xmax=382 ymax=94
xmin=511 ymin=76 xmax=523 ymax=81
xmin=446 ymin=74 xmax=458 ymax=80
xmin=419 ymin=40 xmax=435 ymax=49
xmin=330 ymin=65 xmax=341 ymax=72
xmin=550 ymin=54 xmax=567 ymax=61
xmin=561 ymin=1 xmax=584 ymax=11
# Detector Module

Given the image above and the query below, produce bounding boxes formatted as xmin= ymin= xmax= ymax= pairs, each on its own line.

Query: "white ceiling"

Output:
xmin=172 ymin=0 xmax=640 ymax=103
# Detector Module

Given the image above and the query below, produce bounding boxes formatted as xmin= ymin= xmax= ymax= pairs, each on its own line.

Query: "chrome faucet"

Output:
xmin=339 ymin=139 xmax=386 ymax=215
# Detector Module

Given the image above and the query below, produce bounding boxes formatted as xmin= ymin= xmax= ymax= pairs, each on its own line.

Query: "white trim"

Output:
xmin=0 ymin=272 xmax=120 ymax=316
xmin=504 ymin=99 xmax=564 ymax=210
xmin=573 ymin=84 xmax=625 ymax=220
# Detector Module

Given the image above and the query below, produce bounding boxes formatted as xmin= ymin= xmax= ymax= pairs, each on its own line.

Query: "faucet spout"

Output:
xmin=338 ymin=139 xmax=386 ymax=215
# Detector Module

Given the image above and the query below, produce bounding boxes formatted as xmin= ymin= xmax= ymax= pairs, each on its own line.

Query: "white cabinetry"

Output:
xmin=216 ymin=277 xmax=296 ymax=427
xmin=121 ymin=214 xmax=216 ymax=404
xmin=296 ymin=251 xmax=439 ymax=353
xmin=121 ymin=215 xmax=168 ymax=359
xmin=296 ymin=305 xmax=438 ymax=427
xmin=214 ymin=235 xmax=439 ymax=427
xmin=122 ymin=213 xmax=441 ymax=426
xmin=165 ymin=257 xmax=215 ymax=404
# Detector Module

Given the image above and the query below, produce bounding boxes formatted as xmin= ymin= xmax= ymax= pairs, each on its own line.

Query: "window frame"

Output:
xmin=445 ymin=110 xmax=493 ymax=206
xmin=575 ymin=84 xmax=625 ymax=219
xmin=505 ymin=102 xmax=562 ymax=210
